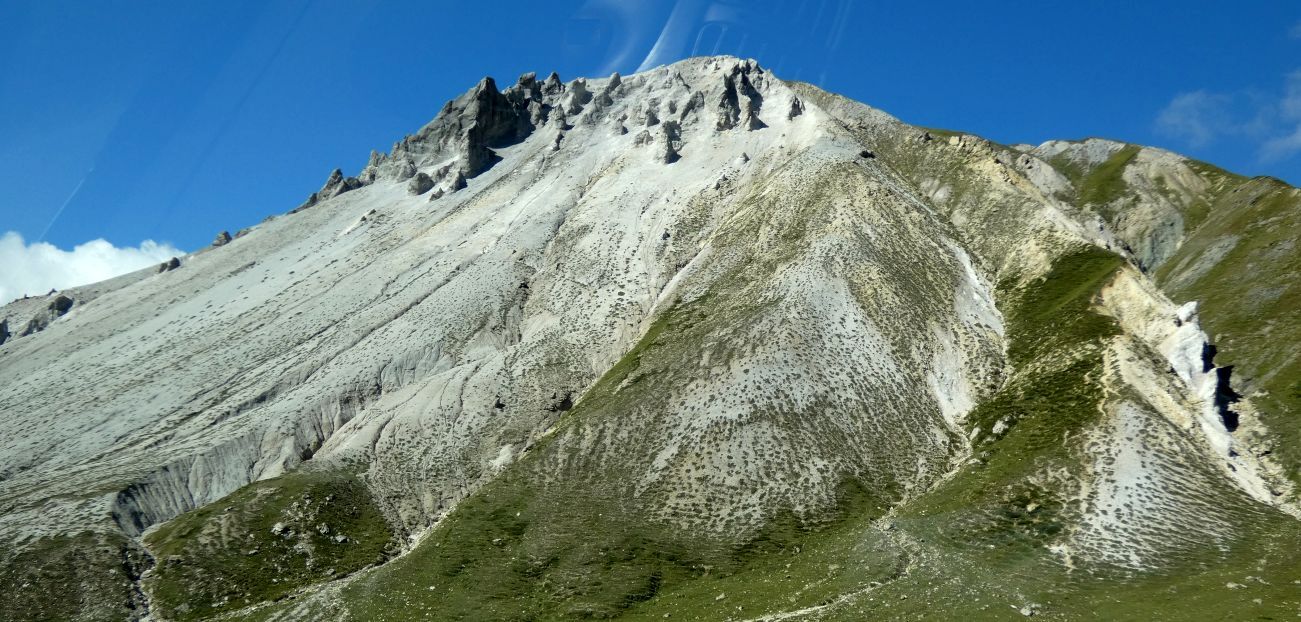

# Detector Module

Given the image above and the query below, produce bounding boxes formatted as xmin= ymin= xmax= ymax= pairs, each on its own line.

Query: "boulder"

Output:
xmin=449 ymin=171 xmax=467 ymax=192
xmin=408 ymin=172 xmax=435 ymax=195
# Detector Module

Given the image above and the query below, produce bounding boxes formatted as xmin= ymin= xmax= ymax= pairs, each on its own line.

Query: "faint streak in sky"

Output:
xmin=159 ymin=0 xmax=314 ymax=227
xmin=38 ymin=166 xmax=93 ymax=243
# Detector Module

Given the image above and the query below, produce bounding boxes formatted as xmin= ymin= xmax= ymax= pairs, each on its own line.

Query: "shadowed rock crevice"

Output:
xmin=1214 ymin=365 xmax=1242 ymax=432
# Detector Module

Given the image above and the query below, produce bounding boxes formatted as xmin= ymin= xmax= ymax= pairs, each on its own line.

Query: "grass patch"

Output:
xmin=905 ymin=247 xmax=1122 ymax=556
xmin=144 ymin=470 xmax=395 ymax=621
xmin=0 ymin=531 xmax=147 ymax=622
xmin=1154 ymin=178 xmax=1301 ymax=488
xmin=1049 ymin=144 xmax=1141 ymax=210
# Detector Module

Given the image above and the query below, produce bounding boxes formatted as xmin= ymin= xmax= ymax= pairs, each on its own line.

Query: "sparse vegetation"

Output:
xmin=144 ymin=471 xmax=396 ymax=621
xmin=0 ymin=531 xmax=147 ymax=622
xmin=1049 ymin=144 xmax=1141 ymax=209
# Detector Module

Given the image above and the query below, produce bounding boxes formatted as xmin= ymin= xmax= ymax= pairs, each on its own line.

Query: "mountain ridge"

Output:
xmin=1 ymin=56 xmax=1298 ymax=621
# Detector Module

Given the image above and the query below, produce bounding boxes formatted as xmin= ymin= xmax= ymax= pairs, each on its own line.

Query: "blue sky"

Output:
xmin=1 ymin=0 xmax=1298 ymax=262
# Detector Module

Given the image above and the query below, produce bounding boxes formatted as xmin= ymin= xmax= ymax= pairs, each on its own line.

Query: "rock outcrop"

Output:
xmin=407 ymin=172 xmax=434 ymax=195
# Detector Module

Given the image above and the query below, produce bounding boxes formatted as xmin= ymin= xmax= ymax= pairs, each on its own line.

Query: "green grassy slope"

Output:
xmin=1154 ymin=176 xmax=1301 ymax=488
xmin=142 ymin=471 xmax=396 ymax=621
xmin=235 ymin=246 xmax=1300 ymax=622
xmin=0 ymin=531 xmax=149 ymax=622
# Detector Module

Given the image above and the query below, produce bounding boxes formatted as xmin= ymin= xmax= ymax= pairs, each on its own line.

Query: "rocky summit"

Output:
xmin=1 ymin=56 xmax=1299 ymax=621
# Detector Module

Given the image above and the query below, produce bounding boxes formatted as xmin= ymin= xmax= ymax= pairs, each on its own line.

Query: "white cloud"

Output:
xmin=1155 ymin=90 xmax=1234 ymax=148
xmin=1155 ymin=68 xmax=1301 ymax=162
xmin=1261 ymin=126 xmax=1301 ymax=161
xmin=1262 ymin=70 xmax=1301 ymax=161
xmin=1280 ymin=70 xmax=1301 ymax=120
xmin=0 ymin=231 xmax=183 ymax=305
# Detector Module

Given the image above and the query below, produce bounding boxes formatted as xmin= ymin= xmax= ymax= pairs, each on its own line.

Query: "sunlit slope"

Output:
xmin=1 ymin=57 xmax=1298 ymax=621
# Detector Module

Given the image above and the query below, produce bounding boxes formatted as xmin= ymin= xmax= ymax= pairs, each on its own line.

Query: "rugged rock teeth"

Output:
xmin=527 ymin=100 xmax=548 ymax=127
xmin=716 ymin=75 xmax=741 ymax=131
xmin=212 ymin=231 xmax=232 ymax=247
xmin=716 ymin=65 xmax=765 ymax=131
xmin=659 ymin=120 xmax=683 ymax=164
xmin=542 ymin=71 xmax=563 ymax=96
xmin=679 ymin=90 xmax=705 ymax=121
xmin=563 ymin=79 xmax=591 ymax=115
xmin=506 ymin=72 xmax=542 ymax=105
xmin=549 ymin=106 xmax=570 ymax=130
xmin=295 ymin=168 xmax=365 ymax=213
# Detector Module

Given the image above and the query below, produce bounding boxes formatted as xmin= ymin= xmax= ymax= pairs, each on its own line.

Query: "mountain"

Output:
xmin=1 ymin=56 xmax=1298 ymax=621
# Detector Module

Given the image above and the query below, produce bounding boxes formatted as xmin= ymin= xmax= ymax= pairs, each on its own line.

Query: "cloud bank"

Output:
xmin=0 ymin=231 xmax=183 ymax=305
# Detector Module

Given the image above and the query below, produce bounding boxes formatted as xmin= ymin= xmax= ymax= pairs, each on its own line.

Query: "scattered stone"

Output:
xmin=158 ymin=257 xmax=181 ymax=273
xmin=271 ymin=522 xmax=286 ymax=536
xmin=212 ymin=231 xmax=232 ymax=247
